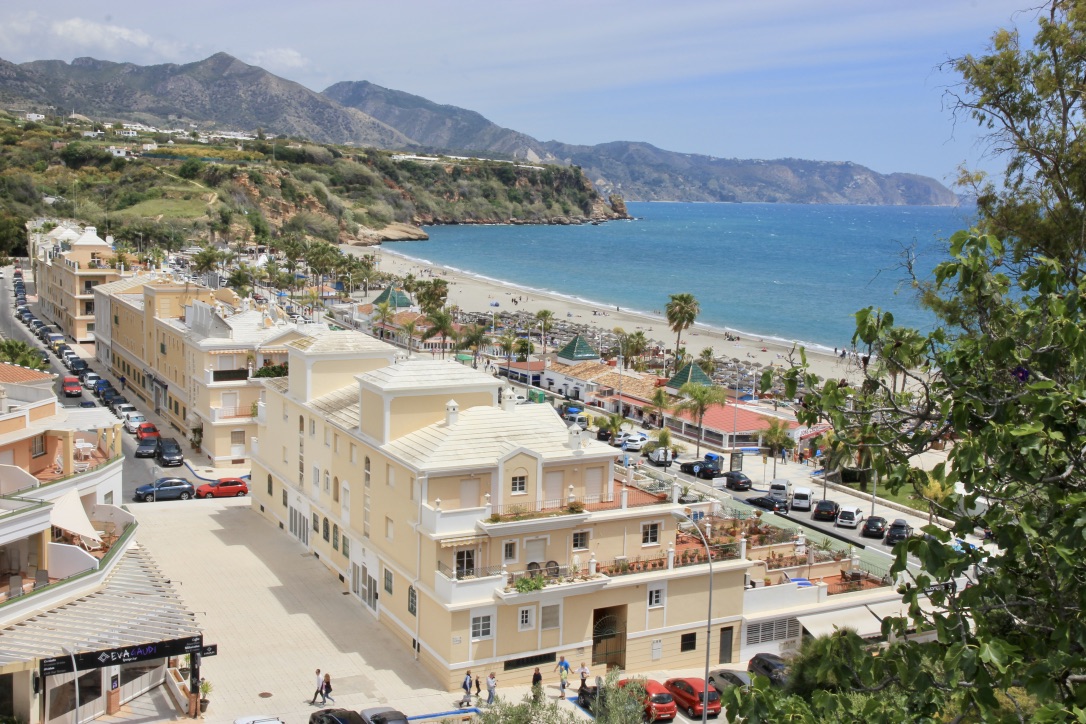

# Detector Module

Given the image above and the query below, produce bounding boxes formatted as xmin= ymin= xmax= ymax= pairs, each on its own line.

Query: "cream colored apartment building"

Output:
xmin=251 ymin=329 xmax=755 ymax=690
xmin=32 ymin=226 xmax=120 ymax=342
xmin=95 ymin=276 xmax=306 ymax=464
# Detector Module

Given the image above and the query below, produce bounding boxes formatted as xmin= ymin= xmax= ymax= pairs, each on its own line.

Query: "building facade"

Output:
xmin=32 ymin=226 xmax=120 ymax=343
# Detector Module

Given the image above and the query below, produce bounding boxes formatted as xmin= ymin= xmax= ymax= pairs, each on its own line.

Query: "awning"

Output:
xmin=798 ymin=606 xmax=883 ymax=638
xmin=207 ymin=349 xmax=250 ymax=355
xmin=50 ymin=489 xmax=101 ymax=542
xmin=440 ymin=535 xmax=488 ymax=548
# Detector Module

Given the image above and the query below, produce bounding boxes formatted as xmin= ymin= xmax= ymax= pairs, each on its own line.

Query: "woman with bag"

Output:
xmin=322 ymin=673 xmax=335 ymax=705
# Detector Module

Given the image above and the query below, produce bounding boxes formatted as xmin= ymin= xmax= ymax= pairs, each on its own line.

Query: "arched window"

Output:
xmin=364 ymin=457 xmax=371 ymax=488
xmin=267 ymin=473 xmax=273 ymax=495
xmin=298 ymin=415 xmax=305 ymax=433
xmin=332 ymin=476 xmax=340 ymax=502
xmin=332 ymin=524 xmax=339 ymax=550
xmin=322 ymin=517 xmax=330 ymax=541
xmin=323 ymin=470 xmax=330 ymax=492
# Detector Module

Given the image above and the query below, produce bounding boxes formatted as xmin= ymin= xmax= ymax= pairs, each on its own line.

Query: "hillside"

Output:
xmin=0 ymin=53 xmax=958 ymax=206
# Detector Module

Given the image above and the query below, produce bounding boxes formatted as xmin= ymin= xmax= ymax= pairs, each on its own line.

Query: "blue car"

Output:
xmin=133 ymin=477 xmax=194 ymax=502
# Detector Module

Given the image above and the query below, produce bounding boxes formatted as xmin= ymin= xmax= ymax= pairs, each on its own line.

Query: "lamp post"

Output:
xmin=731 ymin=360 xmax=741 ymax=452
xmin=672 ymin=510 xmax=713 ymax=724
xmin=62 ymin=646 xmax=79 ymax=724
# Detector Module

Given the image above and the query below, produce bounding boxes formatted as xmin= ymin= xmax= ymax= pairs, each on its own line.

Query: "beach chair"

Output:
xmin=7 ymin=575 xmax=23 ymax=599
xmin=34 ymin=569 xmax=48 ymax=589
xmin=80 ymin=535 xmax=102 ymax=552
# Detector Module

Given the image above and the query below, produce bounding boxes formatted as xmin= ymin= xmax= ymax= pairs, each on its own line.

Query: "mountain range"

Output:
xmin=0 ymin=53 xmax=958 ymax=206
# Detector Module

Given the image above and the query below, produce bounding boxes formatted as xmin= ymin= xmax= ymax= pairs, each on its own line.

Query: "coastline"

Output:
xmin=342 ymin=244 xmax=859 ymax=386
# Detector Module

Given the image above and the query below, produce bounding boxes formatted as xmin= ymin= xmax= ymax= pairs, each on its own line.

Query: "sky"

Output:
xmin=0 ymin=1 xmax=1039 ymax=183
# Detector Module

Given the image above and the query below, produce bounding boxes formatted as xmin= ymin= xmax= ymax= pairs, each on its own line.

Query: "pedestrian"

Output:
xmin=474 ymin=673 xmax=481 ymax=698
xmin=486 ymin=672 xmax=497 ymax=705
xmin=554 ymin=655 xmax=571 ymax=696
xmin=461 ymin=670 xmax=473 ymax=706
xmin=576 ymin=662 xmax=590 ymax=686
xmin=322 ymin=673 xmax=335 ymax=705
xmin=531 ymin=667 xmax=543 ymax=703
xmin=119 ymin=375 xmax=126 ymax=390
xmin=309 ymin=668 xmax=322 ymax=705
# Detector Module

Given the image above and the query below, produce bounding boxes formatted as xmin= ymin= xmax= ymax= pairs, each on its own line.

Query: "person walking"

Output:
xmin=531 ymin=667 xmax=543 ymax=703
xmin=485 ymin=672 xmax=497 ymax=705
xmin=309 ymin=668 xmax=323 ymax=705
xmin=554 ymin=656 xmax=571 ymax=697
xmin=460 ymin=670 xmax=473 ymax=706
xmin=322 ymin=673 xmax=335 ymax=705
xmin=119 ymin=375 xmax=126 ymax=391
xmin=576 ymin=662 xmax=590 ymax=687
xmin=474 ymin=673 xmax=481 ymax=699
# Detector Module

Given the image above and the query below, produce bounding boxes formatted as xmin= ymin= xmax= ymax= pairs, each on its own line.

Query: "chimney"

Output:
xmin=567 ymin=423 xmax=585 ymax=451
xmin=445 ymin=399 xmax=459 ymax=426
xmin=501 ymin=387 xmax=517 ymax=412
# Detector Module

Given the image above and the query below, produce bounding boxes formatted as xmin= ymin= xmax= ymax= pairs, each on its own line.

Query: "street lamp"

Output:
xmin=672 ymin=510 xmax=713 ymax=724
xmin=731 ymin=360 xmax=741 ymax=451
xmin=62 ymin=646 xmax=79 ymax=724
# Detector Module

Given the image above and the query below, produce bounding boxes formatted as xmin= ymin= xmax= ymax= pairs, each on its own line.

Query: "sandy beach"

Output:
xmin=343 ymin=244 xmax=860 ymax=387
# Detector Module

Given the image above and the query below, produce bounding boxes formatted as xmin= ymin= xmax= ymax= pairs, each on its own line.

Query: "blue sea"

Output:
xmin=391 ymin=202 xmax=976 ymax=353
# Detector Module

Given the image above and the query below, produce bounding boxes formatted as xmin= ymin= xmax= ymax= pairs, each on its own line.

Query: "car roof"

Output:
xmin=667 ymin=676 xmax=708 ymax=689
xmin=891 ymin=518 xmax=909 ymax=525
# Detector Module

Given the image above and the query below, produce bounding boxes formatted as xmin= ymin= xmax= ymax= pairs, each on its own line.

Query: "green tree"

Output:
xmin=416 ymin=278 xmax=449 ymax=315
xmin=0 ymin=339 xmax=44 ymax=370
xmin=456 ymin=324 xmax=490 ymax=368
xmin=372 ymin=301 xmax=394 ymax=341
xmin=696 ymin=346 xmax=715 ymax=377
xmin=534 ymin=309 xmax=555 ymax=356
xmin=642 ymin=387 xmax=673 ymax=429
xmin=673 ymin=382 xmax=726 ymax=458
xmin=761 ymin=417 xmax=793 ymax=478
xmin=665 ymin=292 xmax=699 ymax=374
xmin=178 ymin=159 xmax=204 ymax=179
xmin=602 ymin=412 xmax=629 ymax=444
xmin=421 ymin=308 xmax=456 ymax=359
xmin=497 ymin=331 xmax=517 ymax=380
xmin=400 ymin=319 xmax=417 ymax=354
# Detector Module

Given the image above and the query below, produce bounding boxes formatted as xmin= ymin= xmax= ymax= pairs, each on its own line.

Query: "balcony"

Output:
xmin=211 ymin=368 xmax=250 ymax=382
xmin=210 ymin=405 xmax=257 ymax=422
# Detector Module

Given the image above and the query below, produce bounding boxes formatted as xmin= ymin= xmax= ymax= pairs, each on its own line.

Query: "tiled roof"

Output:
xmin=309 ymin=386 xmax=360 ymax=429
xmin=287 ymin=329 xmax=395 ymax=355
xmin=674 ymin=402 xmax=799 ymax=435
xmin=0 ymin=363 xmax=54 ymax=383
xmin=358 ymin=359 xmax=498 ymax=393
xmin=262 ymin=377 xmax=290 ymax=393
xmin=667 ymin=362 xmax=713 ymax=389
xmin=94 ymin=274 xmax=153 ymax=296
xmin=556 ymin=335 xmax=599 ymax=362
xmin=372 ymin=286 xmax=413 ymax=308
xmin=383 ymin=403 xmax=615 ymax=470
xmin=593 ymin=369 xmax=660 ymax=400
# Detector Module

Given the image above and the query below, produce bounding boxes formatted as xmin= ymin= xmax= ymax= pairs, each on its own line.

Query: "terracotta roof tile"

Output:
xmin=0 ymin=363 xmax=55 ymax=383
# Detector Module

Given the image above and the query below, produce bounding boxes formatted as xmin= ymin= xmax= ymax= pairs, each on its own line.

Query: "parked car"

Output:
xmin=617 ymin=678 xmax=677 ymax=722
xmin=645 ymin=446 xmax=674 ymax=467
xmin=309 ymin=709 xmax=365 ymax=724
xmin=748 ymin=653 xmax=789 ymax=687
xmin=134 ymin=437 xmax=159 ymax=457
xmin=82 ymin=372 xmax=102 ymax=389
xmin=100 ymin=389 xmax=121 ymax=406
xmin=62 ymin=376 xmax=82 ymax=397
xmin=133 ymin=477 xmax=194 ymax=502
xmin=748 ymin=495 xmax=788 ymax=513
xmin=707 ymin=668 xmax=750 ymax=695
xmin=136 ymin=422 xmax=160 ymax=440
xmin=885 ymin=518 xmax=913 ymax=545
xmin=836 ymin=506 xmax=864 ymax=529
xmin=861 ymin=515 xmax=888 ymax=538
xmin=595 ymin=427 xmax=613 ymax=442
xmin=811 ymin=499 xmax=840 ymax=522
xmin=663 ymin=677 xmax=722 ymax=719
xmin=123 ymin=412 xmax=147 ymax=433
xmin=155 ymin=437 xmax=184 ymax=466
xmin=109 ymin=396 xmax=130 ymax=413
xmin=197 ymin=477 xmax=249 ymax=498
xmin=614 ymin=432 xmax=649 ymax=451
xmin=679 ymin=458 xmax=724 ymax=479
xmin=790 ymin=486 xmax=815 ymax=511
xmin=358 ymin=707 xmax=409 ymax=724
xmin=720 ymin=470 xmax=753 ymax=491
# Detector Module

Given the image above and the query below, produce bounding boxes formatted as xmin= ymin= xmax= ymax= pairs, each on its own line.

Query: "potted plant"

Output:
xmin=198 ymin=679 xmax=213 ymax=713
xmin=178 ymin=654 xmax=191 ymax=678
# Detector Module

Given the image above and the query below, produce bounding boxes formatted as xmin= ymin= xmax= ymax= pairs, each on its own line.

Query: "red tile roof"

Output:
xmin=0 ymin=363 xmax=55 ymax=383
xmin=674 ymin=402 xmax=798 ymax=434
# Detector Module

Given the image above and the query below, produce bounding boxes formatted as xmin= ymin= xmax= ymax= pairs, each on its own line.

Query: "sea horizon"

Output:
xmin=388 ymin=201 xmax=976 ymax=352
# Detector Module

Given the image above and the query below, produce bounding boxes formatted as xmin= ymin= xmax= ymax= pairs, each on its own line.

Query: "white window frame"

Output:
xmin=641 ymin=521 xmax=661 ymax=546
xmin=385 ymin=516 xmax=394 ymax=541
xmin=503 ymin=540 xmax=518 ymax=564
xmin=511 ymin=475 xmax=526 ymax=494
xmin=572 ymin=530 xmax=590 ymax=551
xmin=518 ymin=606 xmax=535 ymax=632
xmin=648 ymin=584 xmax=665 ymax=609
xmin=471 ymin=614 xmax=493 ymax=641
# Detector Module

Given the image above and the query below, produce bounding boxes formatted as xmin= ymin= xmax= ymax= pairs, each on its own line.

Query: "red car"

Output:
xmin=617 ymin=679 xmax=676 ymax=722
xmin=62 ymin=376 xmax=82 ymax=397
xmin=664 ymin=677 xmax=722 ymax=719
xmin=136 ymin=422 xmax=160 ymax=440
xmin=196 ymin=477 xmax=249 ymax=498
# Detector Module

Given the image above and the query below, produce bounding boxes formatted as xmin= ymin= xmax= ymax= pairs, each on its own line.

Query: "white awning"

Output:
xmin=797 ymin=606 xmax=883 ymax=639
xmin=49 ymin=489 xmax=101 ymax=542
xmin=440 ymin=535 xmax=487 ymax=548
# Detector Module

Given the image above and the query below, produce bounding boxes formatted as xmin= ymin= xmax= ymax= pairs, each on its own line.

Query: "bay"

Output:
xmin=392 ymin=201 xmax=976 ymax=352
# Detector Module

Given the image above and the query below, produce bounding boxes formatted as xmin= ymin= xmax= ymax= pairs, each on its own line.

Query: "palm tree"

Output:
xmin=421 ymin=308 xmax=456 ymax=359
xmin=665 ymin=293 xmax=700 ymax=374
xmin=401 ymin=319 xmax=417 ymax=354
xmin=696 ymin=347 xmax=716 ymax=377
xmin=534 ymin=309 xmax=555 ymax=356
xmin=457 ymin=324 xmax=490 ymax=368
xmin=643 ymin=387 xmax=673 ymax=429
xmin=416 ymin=279 xmax=449 ymax=315
xmin=602 ymin=412 xmax=629 ymax=443
xmin=762 ymin=417 xmax=794 ymax=478
xmin=0 ymin=340 xmax=44 ymax=370
xmin=191 ymin=246 xmax=221 ymax=283
xmin=674 ymin=382 xmax=727 ymax=458
xmin=498 ymin=331 xmax=517 ymax=380
xmin=515 ymin=338 xmax=534 ymax=362
xmin=650 ymin=426 xmax=684 ymax=458
xmin=625 ymin=330 xmax=649 ymax=365
xmin=373 ymin=301 xmax=394 ymax=340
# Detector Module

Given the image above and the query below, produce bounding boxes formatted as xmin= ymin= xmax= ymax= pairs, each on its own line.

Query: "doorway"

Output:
xmin=592 ymin=605 xmax=627 ymax=670
xmin=718 ymin=626 xmax=734 ymax=664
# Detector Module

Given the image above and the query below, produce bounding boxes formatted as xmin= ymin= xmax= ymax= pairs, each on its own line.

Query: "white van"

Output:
xmin=768 ymin=479 xmax=793 ymax=503
xmin=562 ymin=412 xmax=588 ymax=430
xmin=791 ymin=486 xmax=814 ymax=511
xmin=836 ymin=506 xmax=865 ymax=528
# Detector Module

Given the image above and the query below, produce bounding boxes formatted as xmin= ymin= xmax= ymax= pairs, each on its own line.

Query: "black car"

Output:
xmin=861 ymin=515 xmax=888 ymax=538
xmin=596 ymin=428 xmax=612 ymax=442
xmin=358 ymin=707 xmax=409 ymax=724
xmin=748 ymin=653 xmax=788 ymax=687
xmin=812 ymin=499 xmax=840 ymax=521
xmin=69 ymin=359 xmax=88 ymax=374
xmin=720 ymin=471 xmax=753 ymax=491
xmin=101 ymin=389 xmax=121 ymax=406
xmin=679 ymin=459 xmax=724 ymax=479
xmin=747 ymin=495 xmax=788 ymax=513
xmin=310 ymin=711 xmax=365 ymax=724
xmin=155 ymin=437 xmax=184 ymax=466
xmin=885 ymin=518 xmax=913 ymax=545
xmin=707 ymin=669 xmax=750 ymax=694
xmin=134 ymin=437 xmax=158 ymax=457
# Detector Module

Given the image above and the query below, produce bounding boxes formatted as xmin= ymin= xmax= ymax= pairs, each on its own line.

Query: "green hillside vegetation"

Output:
xmin=0 ymin=112 xmax=625 ymax=255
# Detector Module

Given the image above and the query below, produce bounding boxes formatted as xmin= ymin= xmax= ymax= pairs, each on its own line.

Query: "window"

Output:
xmin=332 ymin=477 xmax=340 ymax=503
xmin=511 ymin=475 xmax=526 ymax=494
xmin=267 ymin=474 xmax=272 ymax=495
xmin=746 ymin=618 xmax=801 ymax=645
xmin=31 ymin=434 xmax=45 ymax=457
xmin=299 ymin=416 xmax=305 ymax=433
xmin=282 ymin=446 xmax=287 ymax=462
xmin=503 ymin=541 xmax=517 ymax=564
xmin=333 ymin=434 xmax=339 ymax=453
xmin=312 ymin=513 xmax=319 ymax=532
xmin=350 ymin=443 xmax=357 ymax=464
xmin=312 ymin=466 xmax=319 ymax=487
xmin=648 ymin=586 xmax=664 ymax=608
xmin=324 ymin=428 xmax=331 ymax=447
xmin=572 ymin=531 xmax=589 ymax=550
xmin=282 ymin=490 xmax=287 ymax=507
xmin=159 ymin=342 xmax=166 ymax=355
xmin=642 ymin=522 xmax=660 ymax=545
xmin=471 ymin=615 xmax=492 ymax=640
xmin=519 ymin=607 xmax=535 ymax=631
xmin=332 ymin=524 xmax=339 ymax=550
xmin=387 ymin=464 xmax=395 ymax=488
xmin=310 ymin=419 xmax=315 ymax=436
xmin=322 ymin=518 xmax=329 ymax=541
xmin=408 ymin=586 xmax=417 ymax=616
xmin=341 ymin=536 xmax=350 ymax=558
xmin=384 ymin=569 xmax=393 ymax=595
xmin=231 ymin=430 xmax=244 ymax=445
xmin=681 ymin=632 xmax=697 ymax=652
xmin=364 ymin=457 xmax=371 ymax=487
xmin=541 ymin=604 xmax=560 ymax=630
xmin=385 ymin=516 xmax=394 ymax=540
xmin=323 ymin=470 xmax=330 ymax=492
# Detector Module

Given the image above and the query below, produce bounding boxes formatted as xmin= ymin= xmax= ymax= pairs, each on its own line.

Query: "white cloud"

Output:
xmin=246 ymin=48 xmax=309 ymax=72
xmin=50 ymin=17 xmax=156 ymax=52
